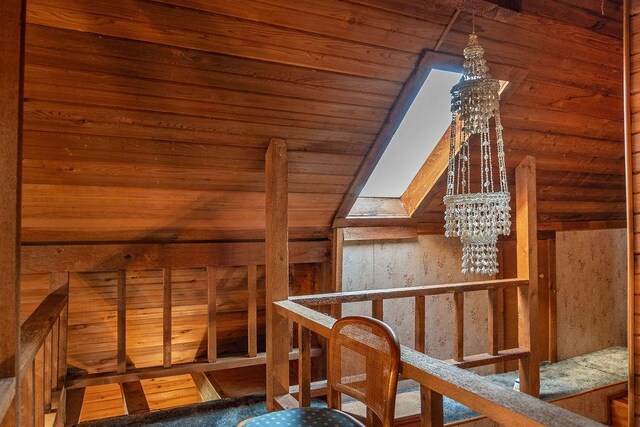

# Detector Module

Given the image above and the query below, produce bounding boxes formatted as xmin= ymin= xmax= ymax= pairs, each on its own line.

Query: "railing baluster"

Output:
xmin=248 ymin=265 xmax=258 ymax=358
xmin=44 ymin=333 xmax=51 ymax=411
xmin=35 ymin=348 xmax=44 ymax=427
xmin=453 ymin=292 xmax=464 ymax=362
xmin=163 ymin=268 xmax=172 ymax=368
xmin=297 ymin=324 xmax=311 ymax=407
xmin=487 ymin=289 xmax=499 ymax=356
xmin=207 ymin=267 xmax=217 ymax=364
xmin=420 ymin=386 xmax=444 ymax=427
xmin=117 ymin=270 xmax=126 ymax=374
xmin=372 ymin=300 xmax=383 ymax=321
xmin=415 ymin=296 xmax=426 ymax=353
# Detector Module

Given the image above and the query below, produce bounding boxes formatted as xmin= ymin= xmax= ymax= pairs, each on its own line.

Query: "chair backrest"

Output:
xmin=327 ymin=316 xmax=401 ymax=427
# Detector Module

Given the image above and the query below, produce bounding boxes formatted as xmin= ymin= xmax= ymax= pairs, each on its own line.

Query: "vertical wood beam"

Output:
xmin=420 ymin=387 xmax=444 ymax=427
xmin=116 ymin=270 xmax=126 ymax=374
xmin=515 ymin=156 xmax=540 ymax=397
xmin=547 ymin=237 xmax=557 ymax=363
xmin=487 ymin=289 xmax=499 ymax=356
xmin=297 ymin=325 xmax=311 ymax=408
xmin=453 ymin=292 xmax=464 ymax=362
xmin=34 ymin=349 xmax=43 ymax=427
xmin=415 ymin=296 xmax=426 ymax=353
xmin=265 ymin=138 xmax=290 ymax=411
xmin=163 ymin=268 xmax=172 ymax=368
xmin=0 ymin=0 xmax=25 ymax=424
xmin=247 ymin=265 xmax=258 ymax=358
xmin=371 ymin=300 xmax=383 ymax=321
xmin=43 ymin=336 xmax=51 ymax=412
xmin=331 ymin=228 xmax=344 ymax=319
xmin=207 ymin=267 xmax=216 ymax=363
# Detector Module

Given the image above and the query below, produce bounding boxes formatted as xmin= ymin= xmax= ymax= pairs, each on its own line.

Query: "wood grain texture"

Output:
xmin=265 ymin=138 xmax=290 ymax=410
xmin=515 ymin=157 xmax=540 ymax=398
xmin=0 ymin=0 xmax=24 ymax=425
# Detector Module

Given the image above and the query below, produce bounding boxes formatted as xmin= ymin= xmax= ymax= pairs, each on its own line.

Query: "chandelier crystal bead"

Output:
xmin=444 ymin=33 xmax=511 ymax=275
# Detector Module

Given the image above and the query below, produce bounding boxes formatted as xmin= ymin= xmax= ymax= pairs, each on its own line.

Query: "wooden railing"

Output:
xmin=275 ymin=298 xmax=602 ymax=427
xmin=290 ymin=278 xmax=530 ymax=370
xmin=18 ymin=274 xmax=69 ymax=427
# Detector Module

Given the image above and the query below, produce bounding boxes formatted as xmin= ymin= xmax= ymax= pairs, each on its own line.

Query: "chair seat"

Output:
xmin=242 ymin=407 xmax=364 ymax=427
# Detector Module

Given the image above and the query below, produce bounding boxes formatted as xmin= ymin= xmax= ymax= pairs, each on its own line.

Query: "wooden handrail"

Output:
xmin=289 ymin=278 xmax=527 ymax=306
xmin=274 ymin=300 xmax=602 ymax=427
xmin=19 ymin=286 xmax=68 ymax=376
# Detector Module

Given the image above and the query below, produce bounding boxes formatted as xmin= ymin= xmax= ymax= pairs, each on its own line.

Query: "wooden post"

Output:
xmin=420 ymin=386 xmax=444 ymax=427
xmin=0 ymin=0 xmax=25 ymax=424
xmin=163 ymin=268 xmax=172 ymax=368
xmin=453 ymin=292 xmax=464 ymax=362
xmin=372 ymin=300 xmax=383 ymax=321
xmin=117 ymin=270 xmax=126 ymax=374
xmin=515 ymin=156 xmax=540 ymax=397
xmin=206 ymin=267 xmax=216 ymax=363
xmin=331 ymin=228 xmax=344 ymax=319
xmin=547 ymin=237 xmax=557 ymax=363
xmin=297 ymin=325 xmax=311 ymax=408
xmin=265 ymin=138 xmax=290 ymax=411
xmin=487 ymin=289 xmax=499 ymax=356
xmin=247 ymin=265 xmax=258 ymax=358
xmin=415 ymin=296 xmax=426 ymax=353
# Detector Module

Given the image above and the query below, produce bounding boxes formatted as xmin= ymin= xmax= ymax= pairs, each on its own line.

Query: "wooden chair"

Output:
xmin=240 ymin=316 xmax=401 ymax=427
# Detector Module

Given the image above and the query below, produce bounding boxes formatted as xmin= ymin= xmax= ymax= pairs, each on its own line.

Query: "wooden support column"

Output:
xmin=371 ymin=300 xmax=383 ymax=321
xmin=265 ymin=138 xmax=290 ymax=411
xmin=415 ymin=296 xmax=426 ymax=353
xmin=163 ymin=268 xmax=172 ymax=368
xmin=207 ymin=267 xmax=216 ymax=363
xmin=247 ymin=265 xmax=258 ymax=358
xmin=34 ymin=350 xmax=43 ymax=427
xmin=515 ymin=156 xmax=540 ymax=397
xmin=331 ymin=228 xmax=344 ymax=319
xmin=117 ymin=271 xmax=126 ymax=374
xmin=0 ymin=0 xmax=25 ymax=424
xmin=487 ymin=289 xmax=499 ymax=356
xmin=453 ymin=292 xmax=464 ymax=362
xmin=420 ymin=386 xmax=444 ymax=427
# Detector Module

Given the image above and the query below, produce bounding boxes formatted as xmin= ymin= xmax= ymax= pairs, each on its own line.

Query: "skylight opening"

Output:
xmin=359 ymin=69 xmax=463 ymax=199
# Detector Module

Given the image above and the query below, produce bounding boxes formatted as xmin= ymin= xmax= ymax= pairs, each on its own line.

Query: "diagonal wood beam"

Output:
xmin=191 ymin=372 xmax=226 ymax=402
xmin=120 ymin=381 xmax=149 ymax=416
xmin=434 ymin=0 xmax=522 ymax=22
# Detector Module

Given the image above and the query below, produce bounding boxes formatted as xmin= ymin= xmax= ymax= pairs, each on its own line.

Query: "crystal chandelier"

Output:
xmin=444 ymin=33 xmax=511 ymax=275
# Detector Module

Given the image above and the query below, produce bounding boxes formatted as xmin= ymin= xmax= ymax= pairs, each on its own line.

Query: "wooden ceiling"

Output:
xmin=21 ymin=0 xmax=624 ymax=243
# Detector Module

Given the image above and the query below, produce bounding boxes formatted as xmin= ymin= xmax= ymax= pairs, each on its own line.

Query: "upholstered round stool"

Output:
xmin=240 ymin=407 xmax=363 ymax=426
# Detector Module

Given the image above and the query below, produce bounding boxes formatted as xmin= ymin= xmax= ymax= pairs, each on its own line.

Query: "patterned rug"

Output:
xmin=77 ymin=346 xmax=627 ymax=426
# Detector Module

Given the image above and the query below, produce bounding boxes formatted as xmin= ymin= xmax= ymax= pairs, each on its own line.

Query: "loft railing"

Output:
xmin=274 ymin=298 xmax=602 ymax=427
xmin=290 ymin=278 xmax=529 ymax=370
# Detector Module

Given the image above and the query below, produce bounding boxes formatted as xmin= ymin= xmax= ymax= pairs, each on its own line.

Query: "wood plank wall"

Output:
xmin=19 ymin=264 xmax=318 ymax=377
xmin=629 ymin=1 xmax=640 ymax=422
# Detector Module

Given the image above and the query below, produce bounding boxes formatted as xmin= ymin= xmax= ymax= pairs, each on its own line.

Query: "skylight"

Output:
xmin=359 ymin=69 xmax=463 ymax=198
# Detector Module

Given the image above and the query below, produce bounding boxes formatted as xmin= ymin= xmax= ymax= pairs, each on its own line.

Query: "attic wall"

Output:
xmin=342 ymin=230 xmax=626 ymax=371
xmin=19 ymin=263 xmax=320 ymax=375
xmin=555 ymin=229 xmax=627 ymax=360
xmin=342 ymin=235 xmax=492 ymax=374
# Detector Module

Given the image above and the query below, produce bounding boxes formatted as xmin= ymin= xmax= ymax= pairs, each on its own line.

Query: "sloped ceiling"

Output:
xmin=22 ymin=0 xmax=623 ymax=243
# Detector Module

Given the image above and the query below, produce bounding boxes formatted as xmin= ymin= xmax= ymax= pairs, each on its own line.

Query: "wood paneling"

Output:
xmin=14 ymin=0 xmax=622 ymax=243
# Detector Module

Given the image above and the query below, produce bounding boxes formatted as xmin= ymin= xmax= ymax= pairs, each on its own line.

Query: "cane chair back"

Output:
xmin=328 ymin=316 xmax=401 ymax=427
